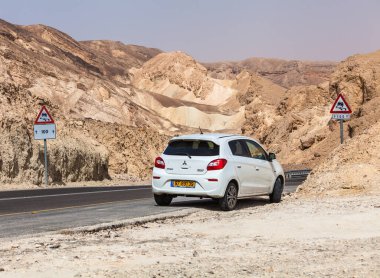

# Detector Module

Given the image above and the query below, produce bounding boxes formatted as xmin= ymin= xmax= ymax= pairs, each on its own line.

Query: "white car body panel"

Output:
xmin=152 ymin=134 xmax=284 ymax=199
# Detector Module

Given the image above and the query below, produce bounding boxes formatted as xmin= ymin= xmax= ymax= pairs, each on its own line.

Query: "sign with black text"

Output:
xmin=34 ymin=123 xmax=56 ymax=140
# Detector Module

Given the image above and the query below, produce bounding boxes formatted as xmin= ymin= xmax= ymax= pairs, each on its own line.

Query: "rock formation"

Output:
xmin=0 ymin=17 xmax=379 ymax=189
xmin=204 ymin=57 xmax=337 ymax=88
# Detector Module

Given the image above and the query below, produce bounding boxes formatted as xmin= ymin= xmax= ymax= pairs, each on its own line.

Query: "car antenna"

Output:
xmin=199 ymin=126 xmax=203 ymax=134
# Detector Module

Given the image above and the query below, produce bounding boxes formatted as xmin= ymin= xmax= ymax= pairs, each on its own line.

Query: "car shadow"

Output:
xmin=169 ymin=196 xmax=270 ymax=211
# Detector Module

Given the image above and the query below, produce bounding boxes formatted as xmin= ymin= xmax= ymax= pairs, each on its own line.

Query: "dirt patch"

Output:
xmin=0 ymin=195 xmax=379 ymax=277
xmin=297 ymin=121 xmax=380 ymax=196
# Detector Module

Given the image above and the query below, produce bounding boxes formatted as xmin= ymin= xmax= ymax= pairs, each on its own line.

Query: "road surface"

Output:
xmin=0 ymin=178 xmax=304 ymax=238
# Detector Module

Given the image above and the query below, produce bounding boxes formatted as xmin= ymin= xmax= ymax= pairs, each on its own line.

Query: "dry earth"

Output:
xmin=297 ymin=120 xmax=380 ymax=196
xmin=0 ymin=194 xmax=379 ymax=277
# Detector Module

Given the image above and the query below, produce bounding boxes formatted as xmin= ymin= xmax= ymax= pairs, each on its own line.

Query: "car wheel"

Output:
xmin=269 ymin=177 xmax=283 ymax=203
xmin=154 ymin=194 xmax=173 ymax=206
xmin=219 ymin=182 xmax=238 ymax=211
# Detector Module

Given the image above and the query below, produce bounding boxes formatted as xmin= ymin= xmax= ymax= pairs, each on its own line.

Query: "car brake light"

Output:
xmin=207 ymin=159 xmax=227 ymax=171
xmin=154 ymin=157 xmax=165 ymax=169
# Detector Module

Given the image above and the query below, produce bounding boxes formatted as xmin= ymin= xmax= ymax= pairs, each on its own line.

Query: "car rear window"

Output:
xmin=164 ymin=140 xmax=219 ymax=156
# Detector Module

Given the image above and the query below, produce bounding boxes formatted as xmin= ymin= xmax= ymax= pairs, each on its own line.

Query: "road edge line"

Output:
xmin=59 ymin=208 xmax=200 ymax=235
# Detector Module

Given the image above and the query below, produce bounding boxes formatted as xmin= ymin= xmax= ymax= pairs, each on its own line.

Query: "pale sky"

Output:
xmin=1 ymin=0 xmax=379 ymax=62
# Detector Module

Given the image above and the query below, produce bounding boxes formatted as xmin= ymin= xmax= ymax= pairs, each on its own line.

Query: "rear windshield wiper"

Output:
xmin=172 ymin=152 xmax=192 ymax=159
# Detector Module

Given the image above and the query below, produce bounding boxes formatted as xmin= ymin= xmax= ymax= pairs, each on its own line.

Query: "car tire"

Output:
xmin=154 ymin=194 xmax=173 ymax=206
xmin=219 ymin=182 xmax=238 ymax=211
xmin=269 ymin=177 xmax=283 ymax=203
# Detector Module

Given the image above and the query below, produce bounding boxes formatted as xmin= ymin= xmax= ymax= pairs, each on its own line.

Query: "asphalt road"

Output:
xmin=0 ymin=178 xmax=304 ymax=238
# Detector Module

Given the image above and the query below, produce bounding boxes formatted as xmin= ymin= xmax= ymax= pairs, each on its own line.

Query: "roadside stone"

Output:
xmin=0 ymin=267 xmax=5 ymax=272
xmin=192 ymin=250 xmax=199 ymax=257
xmin=49 ymin=243 xmax=61 ymax=249
xmin=300 ymin=137 xmax=315 ymax=150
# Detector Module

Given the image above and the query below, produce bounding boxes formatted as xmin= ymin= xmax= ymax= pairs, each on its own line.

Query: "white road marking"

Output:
xmin=0 ymin=188 xmax=150 ymax=201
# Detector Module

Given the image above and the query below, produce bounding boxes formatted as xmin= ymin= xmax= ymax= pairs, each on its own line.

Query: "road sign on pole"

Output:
xmin=330 ymin=94 xmax=352 ymax=144
xmin=34 ymin=124 xmax=56 ymax=140
xmin=34 ymin=106 xmax=55 ymax=124
xmin=34 ymin=106 xmax=56 ymax=185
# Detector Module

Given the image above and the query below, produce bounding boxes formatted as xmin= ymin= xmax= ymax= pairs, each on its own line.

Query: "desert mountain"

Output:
xmin=130 ymin=51 xmax=285 ymax=131
xmin=0 ymin=19 xmax=168 ymax=183
xmin=258 ymin=50 xmax=380 ymax=173
xmin=300 ymin=50 xmax=380 ymax=195
xmin=0 ymin=18 xmax=379 ymax=190
xmin=81 ymin=40 xmax=162 ymax=78
xmin=204 ymin=57 xmax=337 ymax=88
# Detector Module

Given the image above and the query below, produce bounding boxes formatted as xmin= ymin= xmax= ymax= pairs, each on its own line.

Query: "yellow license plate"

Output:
xmin=172 ymin=180 xmax=196 ymax=188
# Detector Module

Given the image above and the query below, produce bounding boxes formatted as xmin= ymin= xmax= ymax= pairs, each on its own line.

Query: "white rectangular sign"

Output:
xmin=34 ymin=124 xmax=56 ymax=140
xmin=332 ymin=114 xmax=350 ymax=120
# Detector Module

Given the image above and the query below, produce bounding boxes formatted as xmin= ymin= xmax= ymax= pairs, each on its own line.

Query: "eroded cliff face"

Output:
xmin=235 ymin=71 xmax=285 ymax=139
xmin=0 ymin=83 xmax=109 ymax=184
xmin=129 ymin=52 xmax=288 ymax=132
xmin=297 ymin=120 xmax=380 ymax=196
xmin=204 ymin=58 xmax=337 ymax=89
xmin=254 ymin=50 xmax=380 ymax=170
xmin=0 ymin=19 xmax=169 ymax=185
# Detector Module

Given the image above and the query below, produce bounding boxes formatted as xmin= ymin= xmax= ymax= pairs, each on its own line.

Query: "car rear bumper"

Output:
xmin=151 ymin=168 xmax=227 ymax=198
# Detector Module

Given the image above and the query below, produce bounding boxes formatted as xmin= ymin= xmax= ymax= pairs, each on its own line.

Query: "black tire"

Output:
xmin=269 ymin=177 xmax=283 ymax=203
xmin=154 ymin=194 xmax=173 ymax=206
xmin=219 ymin=182 xmax=238 ymax=211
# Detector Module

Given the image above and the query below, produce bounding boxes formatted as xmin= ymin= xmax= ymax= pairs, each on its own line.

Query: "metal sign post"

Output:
xmin=34 ymin=106 xmax=56 ymax=186
xmin=44 ymin=139 xmax=48 ymax=185
xmin=330 ymin=94 xmax=352 ymax=144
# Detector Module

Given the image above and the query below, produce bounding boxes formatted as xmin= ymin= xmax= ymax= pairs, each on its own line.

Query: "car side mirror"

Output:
xmin=268 ymin=152 xmax=276 ymax=162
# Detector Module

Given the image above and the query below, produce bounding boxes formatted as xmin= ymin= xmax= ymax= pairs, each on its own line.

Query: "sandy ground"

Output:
xmin=0 ymin=194 xmax=379 ymax=277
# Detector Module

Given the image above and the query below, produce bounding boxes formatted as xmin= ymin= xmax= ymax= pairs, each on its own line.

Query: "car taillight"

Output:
xmin=207 ymin=159 xmax=227 ymax=171
xmin=154 ymin=157 xmax=165 ymax=169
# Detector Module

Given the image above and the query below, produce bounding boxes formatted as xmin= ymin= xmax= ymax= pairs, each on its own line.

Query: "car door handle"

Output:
xmin=237 ymin=166 xmax=242 ymax=168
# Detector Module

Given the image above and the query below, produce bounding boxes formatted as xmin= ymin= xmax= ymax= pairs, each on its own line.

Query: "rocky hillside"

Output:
xmin=81 ymin=40 xmax=161 ymax=79
xmin=295 ymin=50 xmax=380 ymax=195
xmin=1 ymin=18 xmax=379 ymax=188
xmin=257 ymin=50 xmax=380 ymax=172
xmin=130 ymin=51 xmax=285 ymax=132
xmin=204 ymin=58 xmax=337 ymax=88
xmin=0 ymin=83 xmax=109 ymax=184
xmin=297 ymin=120 xmax=380 ymax=196
xmin=0 ymin=19 xmax=168 ymax=184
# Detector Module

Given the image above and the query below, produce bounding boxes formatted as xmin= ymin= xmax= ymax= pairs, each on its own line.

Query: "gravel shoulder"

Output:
xmin=0 ymin=194 xmax=379 ymax=277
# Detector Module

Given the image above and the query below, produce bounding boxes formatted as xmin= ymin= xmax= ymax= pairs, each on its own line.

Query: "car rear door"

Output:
xmin=228 ymin=140 xmax=257 ymax=195
xmin=244 ymin=140 xmax=276 ymax=194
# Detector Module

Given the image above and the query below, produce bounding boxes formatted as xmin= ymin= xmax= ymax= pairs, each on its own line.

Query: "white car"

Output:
xmin=151 ymin=133 xmax=285 ymax=211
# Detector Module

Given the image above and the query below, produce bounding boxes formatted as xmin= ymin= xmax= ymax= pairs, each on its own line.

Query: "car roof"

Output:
xmin=170 ymin=133 xmax=246 ymax=143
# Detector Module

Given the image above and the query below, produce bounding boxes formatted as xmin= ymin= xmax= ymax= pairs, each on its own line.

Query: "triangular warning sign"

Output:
xmin=34 ymin=106 xmax=55 ymax=124
xmin=330 ymin=94 xmax=352 ymax=114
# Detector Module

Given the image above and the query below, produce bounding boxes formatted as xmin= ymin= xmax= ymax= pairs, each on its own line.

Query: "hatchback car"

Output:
xmin=151 ymin=134 xmax=285 ymax=210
